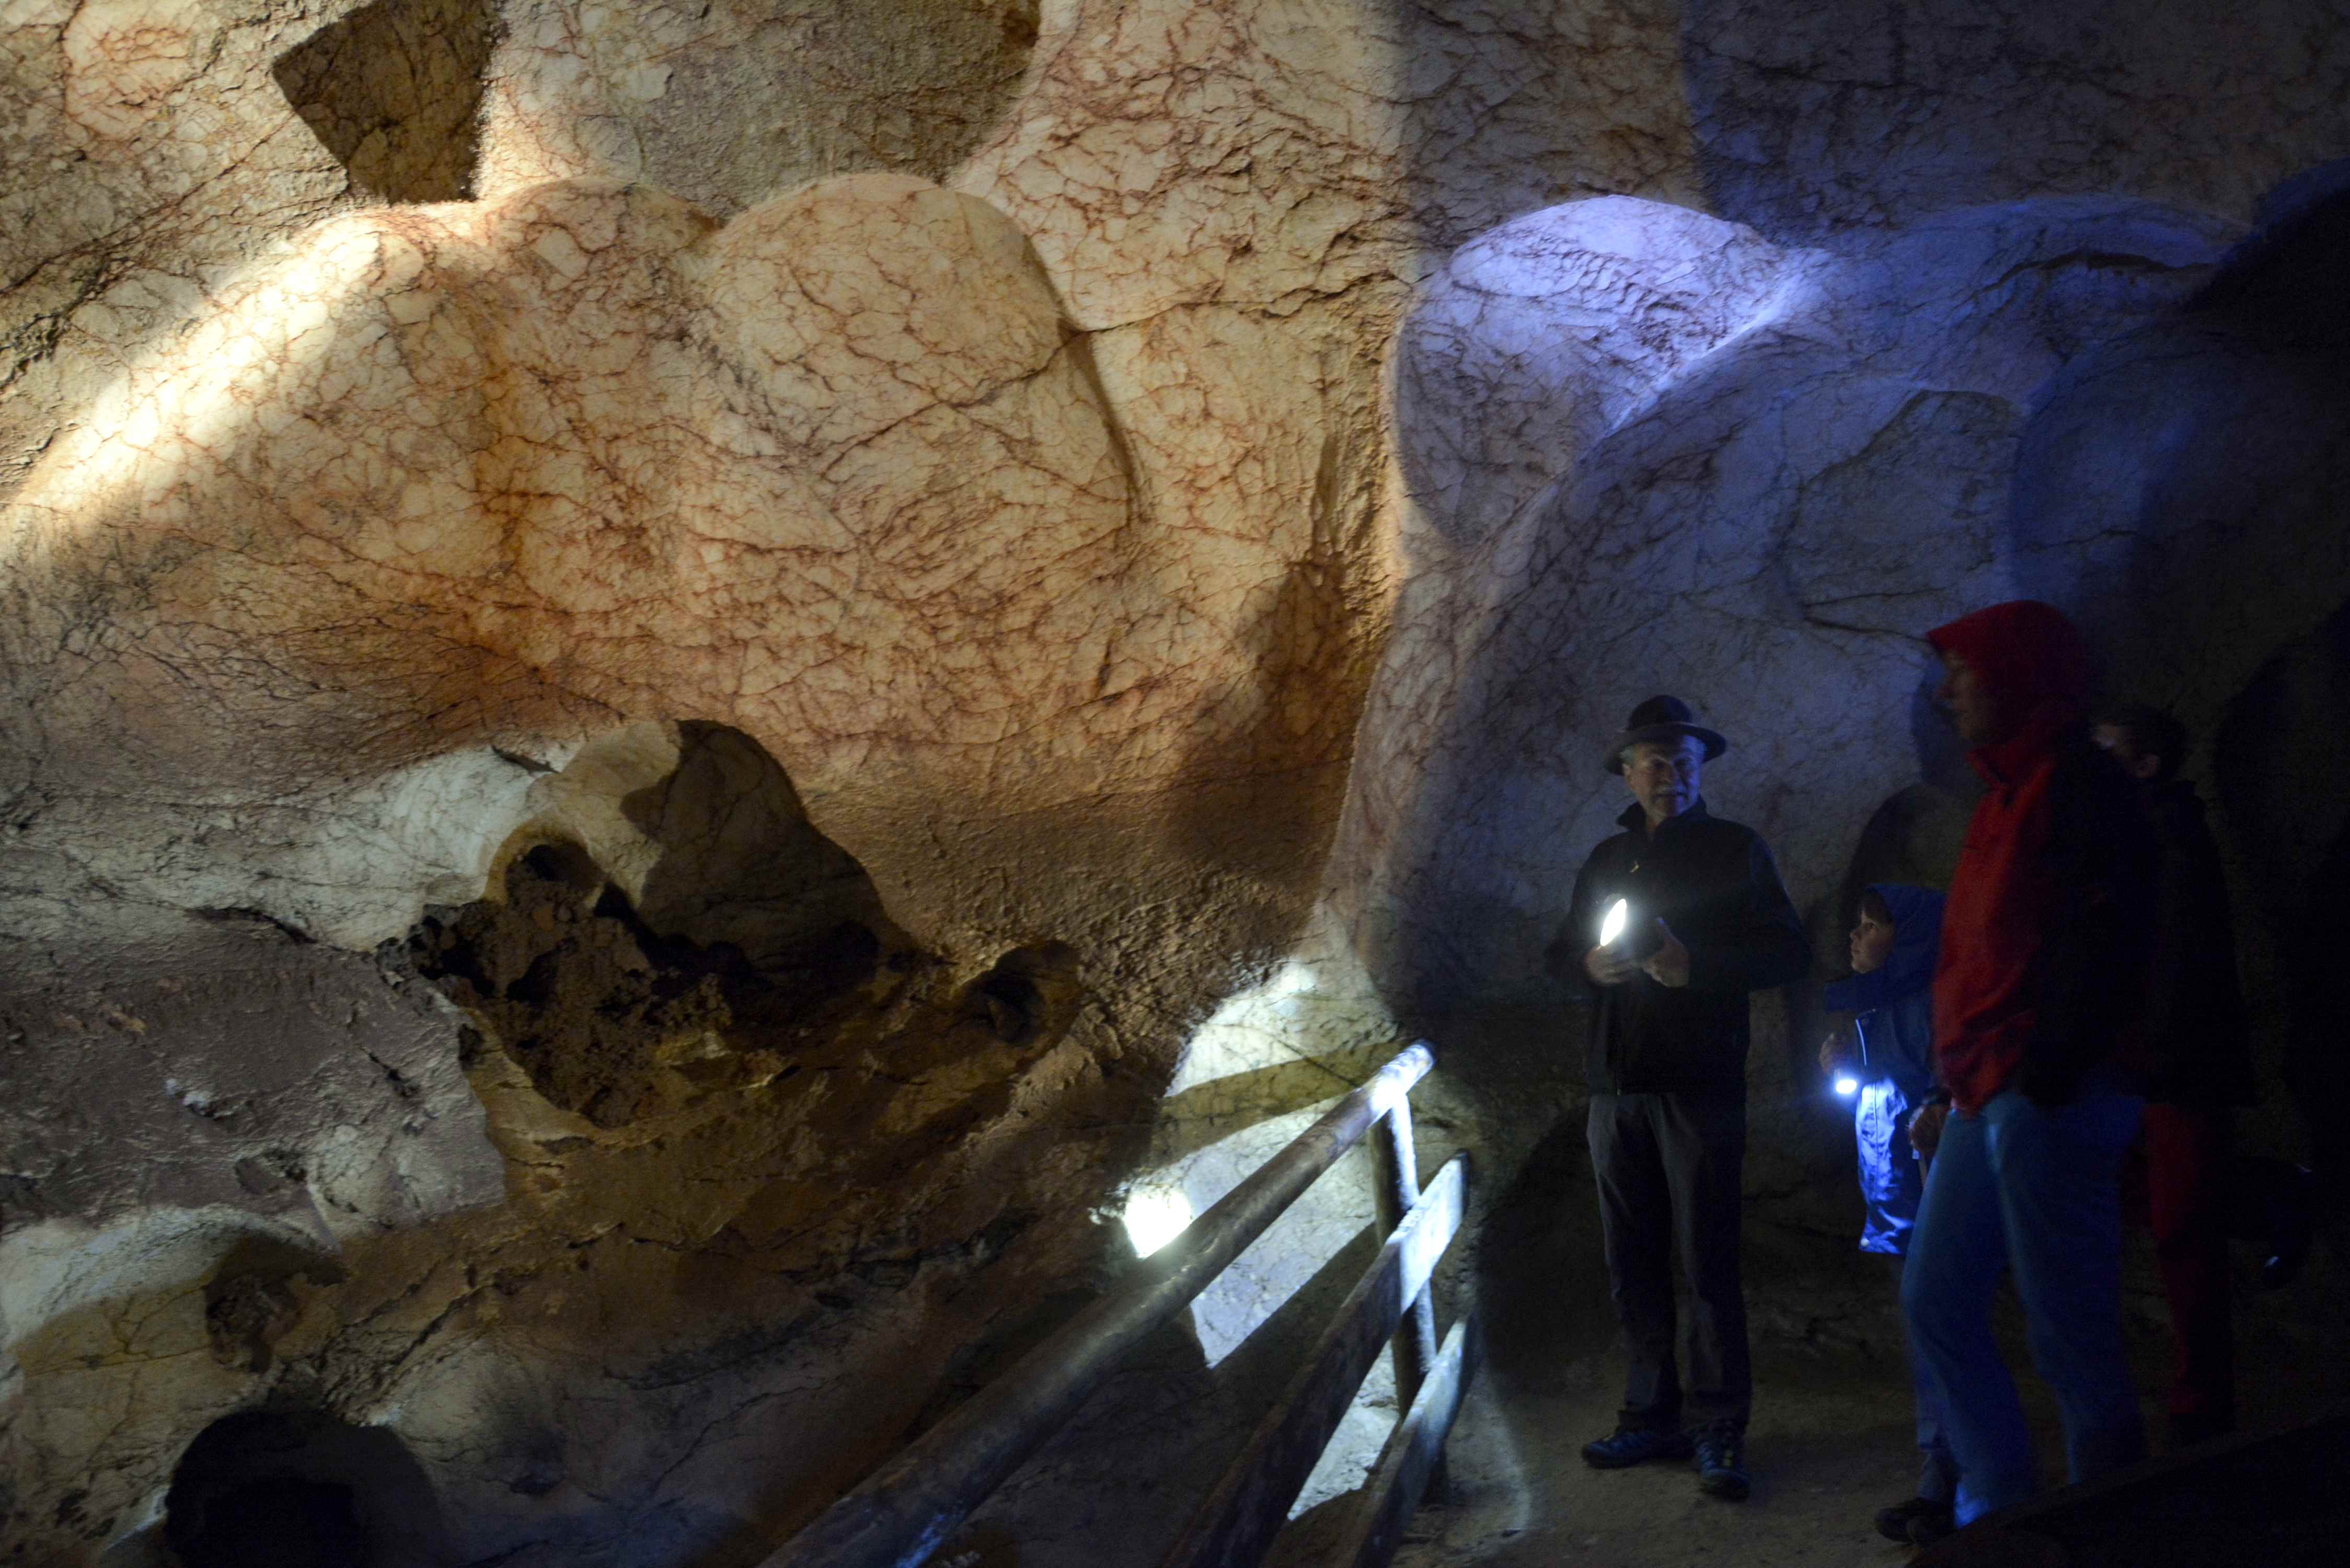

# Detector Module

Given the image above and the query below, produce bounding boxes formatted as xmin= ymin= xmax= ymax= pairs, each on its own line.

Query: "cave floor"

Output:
xmin=950 ymin=1131 xmax=2344 ymax=1568
xmin=1384 ymin=1335 xmax=1934 ymax=1568
xmin=1384 ymin=1249 xmax=2348 ymax=1568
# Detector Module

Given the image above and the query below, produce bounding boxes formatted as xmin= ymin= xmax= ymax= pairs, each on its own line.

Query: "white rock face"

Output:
xmin=5 ymin=3 xmax=2350 ymax=1564
xmin=1335 ymin=193 xmax=2262 ymax=1012
xmin=1395 ymin=197 xmax=1791 ymax=550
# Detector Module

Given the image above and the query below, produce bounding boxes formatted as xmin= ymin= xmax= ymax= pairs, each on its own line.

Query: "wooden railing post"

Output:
xmin=1330 ymin=1314 xmax=1479 ymax=1568
xmin=1157 ymin=1157 xmax=1469 ymax=1568
xmin=1371 ymin=1061 xmax=1444 ymax=1496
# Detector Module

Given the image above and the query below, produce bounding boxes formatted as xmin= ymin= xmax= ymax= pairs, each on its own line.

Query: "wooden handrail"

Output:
xmin=1157 ymin=1155 xmax=1470 ymax=1568
xmin=762 ymin=1042 xmax=1437 ymax=1568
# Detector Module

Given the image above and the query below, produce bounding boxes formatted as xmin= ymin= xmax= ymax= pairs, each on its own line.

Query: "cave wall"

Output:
xmin=5 ymin=4 xmax=2350 ymax=1565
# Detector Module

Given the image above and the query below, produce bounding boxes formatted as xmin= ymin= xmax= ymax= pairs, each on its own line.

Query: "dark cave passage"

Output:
xmin=163 ymin=1409 xmax=441 ymax=1568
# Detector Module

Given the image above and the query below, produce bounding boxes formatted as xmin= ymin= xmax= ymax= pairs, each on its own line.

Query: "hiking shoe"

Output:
xmin=1693 ymin=1425 xmax=1749 ymax=1501
xmin=1580 ymin=1425 xmax=1694 ymax=1469
xmin=1907 ymin=1506 xmax=1958 ymax=1547
xmin=2261 ymin=1165 xmax=2316 ymax=1290
xmin=1875 ymin=1497 xmax=1953 ymax=1543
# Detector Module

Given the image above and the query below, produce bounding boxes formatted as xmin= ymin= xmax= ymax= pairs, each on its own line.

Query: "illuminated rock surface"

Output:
xmin=4 ymin=4 xmax=2350 ymax=1565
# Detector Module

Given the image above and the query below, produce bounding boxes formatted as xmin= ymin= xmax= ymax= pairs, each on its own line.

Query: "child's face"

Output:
xmin=1849 ymin=909 xmax=1896 ymax=974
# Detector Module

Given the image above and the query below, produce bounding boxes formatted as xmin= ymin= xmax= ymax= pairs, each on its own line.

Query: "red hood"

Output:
xmin=1926 ymin=600 xmax=2091 ymax=746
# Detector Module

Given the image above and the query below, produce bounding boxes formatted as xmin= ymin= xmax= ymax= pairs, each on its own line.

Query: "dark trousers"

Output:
xmin=2141 ymin=1103 xmax=2234 ymax=1431
xmin=1586 ymin=1091 xmax=1750 ymax=1431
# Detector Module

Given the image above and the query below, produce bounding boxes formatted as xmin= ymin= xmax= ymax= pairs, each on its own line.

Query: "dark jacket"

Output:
xmin=2141 ymin=780 xmax=2256 ymax=1106
xmin=1565 ymin=800 xmax=1809 ymax=1097
xmin=1823 ymin=883 xmax=1944 ymax=1255
xmin=1927 ymin=603 xmax=2158 ymax=1113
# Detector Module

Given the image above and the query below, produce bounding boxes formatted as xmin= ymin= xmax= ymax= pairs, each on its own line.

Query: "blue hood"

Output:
xmin=1821 ymin=882 xmax=1944 ymax=1016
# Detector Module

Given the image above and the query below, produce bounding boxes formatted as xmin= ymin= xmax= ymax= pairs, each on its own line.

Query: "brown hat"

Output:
xmin=1604 ymin=695 xmax=1727 ymax=773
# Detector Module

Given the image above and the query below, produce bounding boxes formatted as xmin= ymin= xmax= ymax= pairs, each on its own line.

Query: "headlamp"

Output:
xmin=1834 ymin=1075 xmax=1860 ymax=1097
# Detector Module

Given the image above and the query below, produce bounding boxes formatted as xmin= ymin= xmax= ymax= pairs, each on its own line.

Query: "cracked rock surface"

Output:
xmin=6 ymin=4 xmax=2350 ymax=1566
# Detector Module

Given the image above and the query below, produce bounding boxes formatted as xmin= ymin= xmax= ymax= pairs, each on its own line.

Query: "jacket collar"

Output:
xmin=1969 ymin=700 xmax=2079 ymax=791
xmin=1616 ymin=797 xmax=1712 ymax=836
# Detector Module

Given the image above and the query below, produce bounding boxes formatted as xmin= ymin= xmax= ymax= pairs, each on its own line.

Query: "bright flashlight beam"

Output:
xmin=1834 ymin=1075 xmax=1860 ymax=1097
xmin=1122 ymin=1186 xmax=1194 ymax=1259
xmin=1600 ymin=898 xmax=1628 ymax=948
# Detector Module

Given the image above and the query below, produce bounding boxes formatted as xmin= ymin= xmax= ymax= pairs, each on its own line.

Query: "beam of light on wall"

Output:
xmin=1120 ymin=1184 xmax=1194 ymax=1259
xmin=6 ymin=213 xmax=471 ymax=557
xmin=1131 ymin=930 xmax=1397 ymax=1377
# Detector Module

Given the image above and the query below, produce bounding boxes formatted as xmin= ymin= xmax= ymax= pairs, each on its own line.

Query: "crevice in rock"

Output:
xmin=203 ymin=1234 xmax=348 ymax=1375
xmin=193 ymin=905 xmax=317 ymax=945
xmin=404 ymin=722 xmax=919 ymax=1127
xmin=963 ymin=941 xmax=1081 ymax=1046
xmin=409 ymin=840 xmax=889 ymax=1127
xmin=274 ymin=0 xmax=501 ymax=204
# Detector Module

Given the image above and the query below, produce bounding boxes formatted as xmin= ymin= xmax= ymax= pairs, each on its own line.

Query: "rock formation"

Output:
xmin=5 ymin=3 xmax=2349 ymax=1564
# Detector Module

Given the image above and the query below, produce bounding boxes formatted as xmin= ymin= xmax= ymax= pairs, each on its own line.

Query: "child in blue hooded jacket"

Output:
xmin=1821 ymin=883 xmax=1959 ymax=1544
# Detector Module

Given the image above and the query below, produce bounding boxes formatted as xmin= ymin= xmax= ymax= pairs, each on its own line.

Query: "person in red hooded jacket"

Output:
xmin=1898 ymin=601 xmax=2158 ymax=1531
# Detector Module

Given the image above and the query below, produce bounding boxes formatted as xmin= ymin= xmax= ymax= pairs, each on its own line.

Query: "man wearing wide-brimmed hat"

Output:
xmin=1563 ymin=695 xmax=1808 ymax=1502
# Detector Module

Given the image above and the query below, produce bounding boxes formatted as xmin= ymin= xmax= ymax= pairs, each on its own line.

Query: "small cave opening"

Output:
xmin=962 ymin=940 xmax=1082 ymax=1046
xmin=405 ymin=722 xmax=915 ymax=1126
xmin=162 ymin=1409 xmax=441 ymax=1568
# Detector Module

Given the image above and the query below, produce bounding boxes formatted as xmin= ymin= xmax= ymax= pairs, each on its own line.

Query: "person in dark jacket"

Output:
xmin=1820 ymin=883 xmax=1960 ymax=1544
xmin=1564 ymin=695 xmax=1810 ymax=1502
xmin=2093 ymin=704 xmax=2262 ymax=1447
xmin=1902 ymin=602 xmax=2159 ymax=1527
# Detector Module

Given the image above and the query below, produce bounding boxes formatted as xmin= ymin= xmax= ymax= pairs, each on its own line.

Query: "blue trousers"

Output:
xmin=1887 ymin=1253 xmax=1962 ymax=1504
xmin=1900 ymin=1081 xmax=2147 ymax=1524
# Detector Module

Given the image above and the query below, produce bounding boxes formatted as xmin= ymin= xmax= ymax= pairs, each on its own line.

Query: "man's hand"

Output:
xmin=1910 ymin=1099 xmax=1951 ymax=1160
xmin=1818 ymin=1022 xmax=1856 ymax=1077
xmin=1584 ymin=943 xmax=1639 ymax=986
xmin=1641 ymin=918 xmax=1690 ymax=988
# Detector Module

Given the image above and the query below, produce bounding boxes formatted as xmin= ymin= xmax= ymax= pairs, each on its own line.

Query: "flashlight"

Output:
xmin=1834 ymin=1075 xmax=1860 ymax=1097
xmin=1599 ymin=897 xmax=1660 ymax=962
